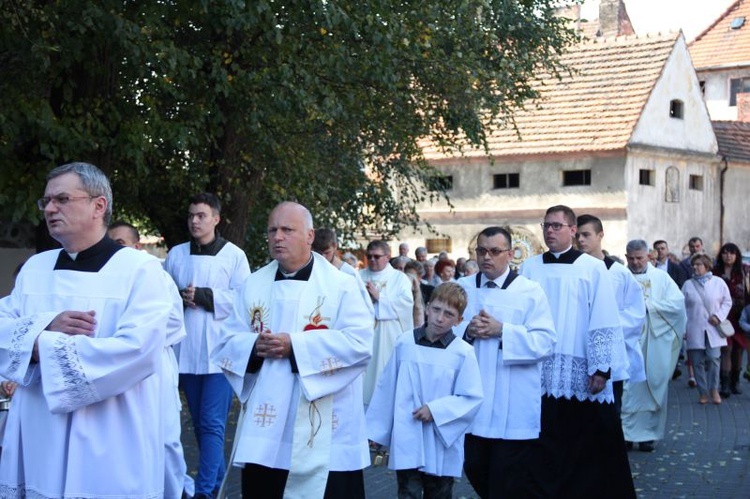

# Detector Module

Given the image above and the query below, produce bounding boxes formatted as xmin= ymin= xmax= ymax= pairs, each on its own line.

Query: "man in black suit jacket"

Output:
xmin=654 ymin=240 xmax=688 ymax=382
xmin=653 ymin=240 xmax=687 ymax=289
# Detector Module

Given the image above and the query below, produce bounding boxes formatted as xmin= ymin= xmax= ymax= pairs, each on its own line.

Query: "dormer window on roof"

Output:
xmin=670 ymin=100 xmax=684 ymax=119
xmin=730 ymin=17 xmax=746 ymax=30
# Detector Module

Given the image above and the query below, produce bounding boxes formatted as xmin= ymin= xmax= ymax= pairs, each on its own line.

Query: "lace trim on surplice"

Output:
xmin=51 ymin=335 xmax=98 ymax=413
xmin=541 ymin=353 xmax=613 ymax=403
xmin=0 ymin=483 xmax=162 ymax=498
xmin=9 ymin=316 xmax=38 ymax=375
xmin=587 ymin=326 xmax=617 ymax=374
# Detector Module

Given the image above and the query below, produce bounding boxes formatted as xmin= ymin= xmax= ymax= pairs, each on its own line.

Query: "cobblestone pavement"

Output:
xmin=181 ymin=375 xmax=750 ymax=498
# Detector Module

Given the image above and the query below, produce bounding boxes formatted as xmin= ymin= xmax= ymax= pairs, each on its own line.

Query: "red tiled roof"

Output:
xmin=713 ymin=120 xmax=750 ymax=162
xmin=689 ymin=0 xmax=750 ymax=69
xmin=423 ymin=33 xmax=679 ymax=160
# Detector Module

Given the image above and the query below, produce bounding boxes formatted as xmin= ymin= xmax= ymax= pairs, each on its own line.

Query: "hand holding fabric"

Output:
xmin=412 ymin=404 xmax=433 ymax=422
xmin=47 ymin=310 xmax=97 ymax=336
xmin=256 ymin=331 xmax=292 ymax=359
xmin=587 ymin=373 xmax=607 ymax=394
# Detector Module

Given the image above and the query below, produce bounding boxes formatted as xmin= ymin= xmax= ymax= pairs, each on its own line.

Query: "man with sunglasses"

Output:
xmin=360 ymin=240 xmax=414 ymax=406
xmin=458 ymin=226 xmax=556 ymax=498
xmin=520 ymin=205 xmax=635 ymax=498
xmin=0 ymin=163 xmax=173 ymax=497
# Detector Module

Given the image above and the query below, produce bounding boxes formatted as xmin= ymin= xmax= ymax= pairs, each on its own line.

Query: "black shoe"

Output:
xmin=730 ymin=371 xmax=743 ymax=394
xmin=672 ymin=367 xmax=682 ymax=380
xmin=638 ymin=441 xmax=655 ymax=452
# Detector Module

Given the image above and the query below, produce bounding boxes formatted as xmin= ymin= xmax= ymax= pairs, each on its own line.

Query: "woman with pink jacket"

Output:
xmin=682 ymin=253 xmax=733 ymax=404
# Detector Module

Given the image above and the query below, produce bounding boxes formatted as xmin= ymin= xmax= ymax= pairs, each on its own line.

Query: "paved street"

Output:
xmin=182 ymin=375 xmax=750 ymax=498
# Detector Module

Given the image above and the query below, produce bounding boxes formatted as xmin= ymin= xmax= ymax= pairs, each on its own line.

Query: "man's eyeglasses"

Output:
xmin=475 ymin=246 xmax=510 ymax=257
xmin=37 ymin=195 xmax=94 ymax=210
xmin=540 ymin=222 xmax=572 ymax=231
xmin=367 ymin=254 xmax=387 ymax=260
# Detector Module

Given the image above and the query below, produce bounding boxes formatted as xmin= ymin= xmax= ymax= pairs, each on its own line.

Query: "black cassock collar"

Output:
xmin=54 ymin=236 xmax=123 ymax=272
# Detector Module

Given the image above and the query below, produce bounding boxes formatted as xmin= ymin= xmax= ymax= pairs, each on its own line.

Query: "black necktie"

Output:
xmin=485 ymin=281 xmax=498 ymax=288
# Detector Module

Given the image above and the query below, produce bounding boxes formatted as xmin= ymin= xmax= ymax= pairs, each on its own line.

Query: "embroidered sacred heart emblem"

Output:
xmin=304 ymin=296 xmax=330 ymax=332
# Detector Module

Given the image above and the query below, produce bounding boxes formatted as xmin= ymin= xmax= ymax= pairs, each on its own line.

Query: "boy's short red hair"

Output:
xmin=429 ymin=282 xmax=468 ymax=315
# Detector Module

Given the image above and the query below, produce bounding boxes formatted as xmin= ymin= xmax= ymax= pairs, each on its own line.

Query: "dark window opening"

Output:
xmin=430 ymin=175 xmax=453 ymax=191
xmin=493 ymin=173 xmax=520 ymax=189
xmin=639 ymin=169 xmax=654 ymax=186
xmin=670 ymin=99 xmax=684 ymax=119
xmin=730 ymin=78 xmax=750 ymax=106
xmin=689 ymin=174 xmax=703 ymax=191
xmin=563 ymin=170 xmax=591 ymax=186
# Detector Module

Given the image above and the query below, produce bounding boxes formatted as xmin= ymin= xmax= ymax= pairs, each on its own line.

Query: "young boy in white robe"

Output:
xmin=366 ymin=282 xmax=483 ymax=499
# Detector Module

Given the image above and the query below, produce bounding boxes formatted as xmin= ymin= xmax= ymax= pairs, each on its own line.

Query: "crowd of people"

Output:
xmin=0 ymin=161 xmax=747 ymax=499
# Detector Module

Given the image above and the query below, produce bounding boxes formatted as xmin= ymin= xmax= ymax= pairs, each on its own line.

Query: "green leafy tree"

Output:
xmin=0 ymin=0 xmax=576 ymax=264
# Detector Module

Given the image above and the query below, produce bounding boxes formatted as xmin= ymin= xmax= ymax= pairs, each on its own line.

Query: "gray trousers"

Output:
xmin=688 ymin=334 xmax=721 ymax=395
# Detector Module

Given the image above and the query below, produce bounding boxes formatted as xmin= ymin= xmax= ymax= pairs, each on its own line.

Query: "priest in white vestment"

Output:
xmin=211 ymin=202 xmax=373 ymax=499
xmin=457 ymin=226 xmax=557 ymax=498
xmin=360 ymin=240 xmax=414 ymax=405
xmin=520 ymin=205 xmax=635 ymax=498
xmin=0 ymin=163 xmax=172 ymax=498
xmin=367 ymin=282 xmax=482 ymax=499
xmin=621 ymin=240 xmax=687 ymax=452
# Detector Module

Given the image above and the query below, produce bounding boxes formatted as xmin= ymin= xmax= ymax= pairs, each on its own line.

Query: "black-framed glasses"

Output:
xmin=367 ymin=254 xmax=387 ymax=260
xmin=540 ymin=222 xmax=572 ymax=231
xmin=475 ymin=246 xmax=510 ymax=257
xmin=37 ymin=195 xmax=94 ymax=210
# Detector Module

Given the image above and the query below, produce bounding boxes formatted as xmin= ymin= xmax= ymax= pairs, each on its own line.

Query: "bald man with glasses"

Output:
xmin=458 ymin=226 xmax=556 ymax=498
xmin=360 ymin=240 xmax=414 ymax=406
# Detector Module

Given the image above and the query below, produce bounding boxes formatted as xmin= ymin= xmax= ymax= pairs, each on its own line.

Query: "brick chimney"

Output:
xmin=598 ymin=0 xmax=635 ymax=38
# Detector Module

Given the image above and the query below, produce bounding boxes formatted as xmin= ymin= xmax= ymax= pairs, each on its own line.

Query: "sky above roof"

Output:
xmin=580 ymin=0 xmax=737 ymax=41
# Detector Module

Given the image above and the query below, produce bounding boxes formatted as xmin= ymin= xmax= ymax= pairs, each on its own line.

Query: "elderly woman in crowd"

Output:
xmin=463 ymin=260 xmax=480 ymax=277
xmin=434 ymin=258 xmax=457 ymax=284
xmin=682 ymin=253 xmax=733 ymax=404
xmin=424 ymin=258 xmax=441 ymax=287
xmin=714 ymin=243 xmax=749 ymax=396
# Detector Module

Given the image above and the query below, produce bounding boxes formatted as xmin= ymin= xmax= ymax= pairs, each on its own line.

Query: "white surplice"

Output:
xmin=359 ymin=265 xmax=414 ymax=405
xmin=366 ymin=331 xmax=483 ymax=477
xmin=211 ymin=253 xmax=372 ymax=498
xmin=339 ymin=261 xmax=374 ymax=318
xmin=622 ymin=263 xmax=687 ymax=442
xmin=607 ymin=260 xmax=647 ymax=383
xmin=164 ymin=240 xmax=250 ymax=374
xmin=161 ymin=271 xmax=192 ymax=498
xmin=456 ymin=272 xmax=557 ymax=440
xmin=520 ymin=252 xmax=621 ymax=403
xmin=0 ymin=247 xmax=172 ymax=498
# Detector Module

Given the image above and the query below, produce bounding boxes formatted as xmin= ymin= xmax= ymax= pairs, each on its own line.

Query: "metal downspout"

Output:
xmin=719 ymin=155 xmax=729 ymax=245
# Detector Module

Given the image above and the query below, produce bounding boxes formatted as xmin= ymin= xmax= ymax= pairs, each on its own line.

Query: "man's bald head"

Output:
xmin=267 ymin=202 xmax=315 ymax=272
xmin=108 ymin=221 xmax=141 ymax=249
